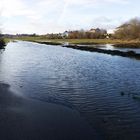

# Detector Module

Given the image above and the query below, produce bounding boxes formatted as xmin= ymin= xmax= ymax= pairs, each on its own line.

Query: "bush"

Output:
xmin=0 ymin=38 xmax=6 ymax=49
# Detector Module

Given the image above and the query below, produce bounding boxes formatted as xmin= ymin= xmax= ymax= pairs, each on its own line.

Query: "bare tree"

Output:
xmin=114 ymin=18 xmax=140 ymax=39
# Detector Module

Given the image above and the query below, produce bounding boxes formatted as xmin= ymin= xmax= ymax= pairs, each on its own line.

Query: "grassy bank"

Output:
xmin=13 ymin=36 xmax=140 ymax=48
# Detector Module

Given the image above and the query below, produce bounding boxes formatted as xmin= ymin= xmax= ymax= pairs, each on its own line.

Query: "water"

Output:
xmin=95 ymin=44 xmax=140 ymax=53
xmin=0 ymin=41 xmax=140 ymax=140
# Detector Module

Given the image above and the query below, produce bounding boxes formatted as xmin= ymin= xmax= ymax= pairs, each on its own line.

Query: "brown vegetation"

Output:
xmin=114 ymin=18 xmax=140 ymax=39
xmin=40 ymin=28 xmax=107 ymax=39
xmin=67 ymin=29 xmax=107 ymax=39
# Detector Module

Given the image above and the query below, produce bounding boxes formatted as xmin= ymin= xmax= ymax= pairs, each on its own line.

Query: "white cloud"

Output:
xmin=0 ymin=0 xmax=133 ymax=34
xmin=63 ymin=0 xmax=129 ymax=5
xmin=0 ymin=0 xmax=26 ymax=17
xmin=0 ymin=0 xmax=129 ymax=18
xmin=105 ymin=0 xmax=129 ymax=4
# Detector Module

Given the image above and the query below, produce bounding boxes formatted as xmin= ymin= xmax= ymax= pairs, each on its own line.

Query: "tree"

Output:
xmin=114 ymin=18 xmax=140 ymax=39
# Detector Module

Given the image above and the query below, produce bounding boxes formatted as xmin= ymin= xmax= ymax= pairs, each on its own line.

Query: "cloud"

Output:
xmin=0 ymin=0 xmax=27 ymax=17
xmin=0 ymin=0 xmax=130 ymax=18
xmin=105 ymin=0 xmax=129 ymax=4
xmin=63 ymin=0 xmax=129 ymax=5
xmin=0 ymin=0 xmax=134 ymax=34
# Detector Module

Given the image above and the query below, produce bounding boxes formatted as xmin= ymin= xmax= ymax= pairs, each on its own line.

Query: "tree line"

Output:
xmin=45 ymin=28 xmax=107 ymax=39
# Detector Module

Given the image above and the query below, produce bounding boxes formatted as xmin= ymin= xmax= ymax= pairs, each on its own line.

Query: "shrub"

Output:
xmin=0 ymin=38 xmax=6 ymax=49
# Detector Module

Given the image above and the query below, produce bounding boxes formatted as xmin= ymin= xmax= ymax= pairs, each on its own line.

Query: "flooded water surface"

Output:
xmin=0 ymin=41 xmax=140 ymax=140
xmin=90 ymin=44 xmax=140 ymax=53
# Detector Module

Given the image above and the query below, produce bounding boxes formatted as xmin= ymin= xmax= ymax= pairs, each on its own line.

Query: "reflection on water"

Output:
xmin=97 ymin=44 xmax=140 ymax=53
xmin=0 ymin=41 xmax=140 ymax=140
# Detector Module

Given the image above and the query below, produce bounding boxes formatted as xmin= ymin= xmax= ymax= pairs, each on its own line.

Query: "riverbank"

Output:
xmin=0 ymin=82 xmax=100 ymax=140
xmin=17 ymin=39 xmax=140 ymax=59
xmin=13 ymin=37 xmax=140 ymax=47
xmin=7 ymin=38 xmax=140 ymax=59
xmin=62 ymin=44 xmax=140 ymax=59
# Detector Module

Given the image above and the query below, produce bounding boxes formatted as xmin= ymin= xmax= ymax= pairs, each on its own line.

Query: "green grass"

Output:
xmin=12 ymin=36 xmax=140 ymax=48
xmin=4 ymin=38 xmax=11 ymax=43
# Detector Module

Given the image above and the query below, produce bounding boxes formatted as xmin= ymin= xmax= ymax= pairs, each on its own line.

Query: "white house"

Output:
xmin=61 ymin=31 xmax=69 ymax=38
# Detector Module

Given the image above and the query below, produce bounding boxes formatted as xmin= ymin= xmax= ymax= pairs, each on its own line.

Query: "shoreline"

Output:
xmin=12 ymin=38 xmax=140 ymax=48
xmin=20 ymin=40 xmax=140 ymax=60
xmin=62 ymin=44 xmax=140 ymax=59
xmin=0 ymin=82 xmax=100 ymax=140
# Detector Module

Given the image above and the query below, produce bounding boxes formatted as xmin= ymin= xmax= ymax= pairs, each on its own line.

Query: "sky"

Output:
xmin=0 ymin=0 xmax=139 ymax=34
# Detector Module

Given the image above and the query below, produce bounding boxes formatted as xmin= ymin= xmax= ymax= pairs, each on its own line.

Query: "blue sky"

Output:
xmin=0 ymin=0 xmax=139 ymax=34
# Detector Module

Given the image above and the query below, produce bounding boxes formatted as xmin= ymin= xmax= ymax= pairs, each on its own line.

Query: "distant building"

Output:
xmin=88 ymin=28 xmax=107 ymax=34
xmin=61 ymin=31 xmax=69 ymax=38
xmin=105 ymin=34 xmax=110 ymax=39
xmin=89 ymin=28 xmax=101 ymax=33
xmin=89 ymin=28 xmax=96 ymax=33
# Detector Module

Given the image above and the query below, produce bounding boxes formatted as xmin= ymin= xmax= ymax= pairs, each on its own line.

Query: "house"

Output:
xmin=89 ymin=28 xmax=96 ymax=33
xmin=88 ymin=28 xmax=106 ymax=34
xmin=61 ymin=31 xmax=69 ymax=38
xmin=89 ymin=28 xmax=101 ymax=33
